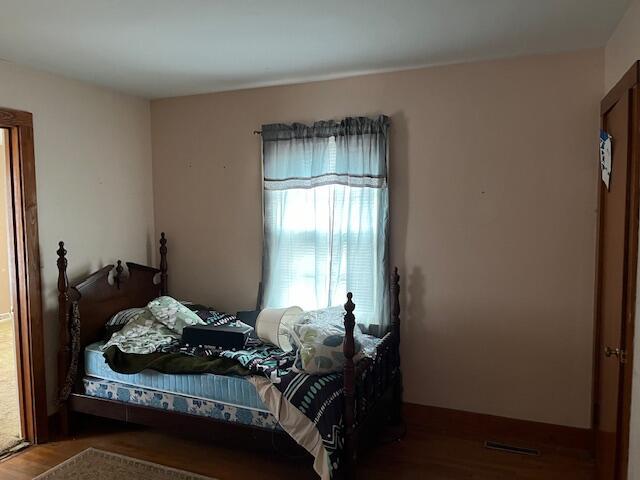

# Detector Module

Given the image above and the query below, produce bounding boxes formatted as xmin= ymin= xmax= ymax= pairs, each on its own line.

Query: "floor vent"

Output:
xmin=484 ymin=441 xmax=540 ymax=456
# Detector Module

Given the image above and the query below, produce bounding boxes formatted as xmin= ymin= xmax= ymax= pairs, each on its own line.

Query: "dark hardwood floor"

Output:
xmin=0 ymin=417 xmax=594 ymax=479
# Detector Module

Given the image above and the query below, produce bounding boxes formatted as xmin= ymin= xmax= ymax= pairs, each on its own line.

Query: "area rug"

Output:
xmin=34 ymin=448 xmax=218 ymax=480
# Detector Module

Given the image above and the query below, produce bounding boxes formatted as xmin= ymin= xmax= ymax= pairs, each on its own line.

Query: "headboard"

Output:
xmin=57 ymin=233 xmax=168 ymax=349
xmin=56 ymin=233 xmax=168 ymax=405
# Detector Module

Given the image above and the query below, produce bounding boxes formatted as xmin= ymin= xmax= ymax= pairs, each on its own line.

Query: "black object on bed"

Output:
xmin=182 ymin=322 xmax=253 ymax=349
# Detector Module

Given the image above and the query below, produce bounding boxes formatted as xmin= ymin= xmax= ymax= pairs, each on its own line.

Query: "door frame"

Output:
xmin=0 ymin=107 xmax=47 ymax=444
xmin=593 ymin=61 xmax=640 ymax=480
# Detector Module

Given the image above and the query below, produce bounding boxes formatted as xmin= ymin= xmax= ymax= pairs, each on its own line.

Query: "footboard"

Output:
xmin=342 ymin=267 xmax=402 ymax=477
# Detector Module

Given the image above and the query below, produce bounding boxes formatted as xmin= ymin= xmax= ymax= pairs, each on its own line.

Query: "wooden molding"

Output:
xmin=0 ymin=108 xmax=33 ymax=128
xmin=0 ymin=107 xmax=47 ymax=444
xmin=403 ymin=403 xmax=593 ymax=454
xmin=602 ymin=61 xmax=640 ymax=115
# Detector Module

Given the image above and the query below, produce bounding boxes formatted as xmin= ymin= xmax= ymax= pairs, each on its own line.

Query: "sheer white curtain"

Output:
xmin=261 ymin=117 xmax=390 ymax=330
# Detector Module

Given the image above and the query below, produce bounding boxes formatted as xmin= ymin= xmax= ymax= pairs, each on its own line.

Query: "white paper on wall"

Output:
xmin=600 ymin=130 xmax=612 ymax=190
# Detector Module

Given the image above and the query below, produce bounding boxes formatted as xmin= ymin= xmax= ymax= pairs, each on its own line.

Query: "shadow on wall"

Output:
xmin=388 ymin=110 xmax=420 ymax=353
xmin=407 ymin=266 xmax=427 ymax=328
xmin=388 ymin=109 xmax=409 ymax=310
xmin=405 ymin=266 xmax=428 ymax=372
xmin=146 ymin=229 xmax=155 ymax=266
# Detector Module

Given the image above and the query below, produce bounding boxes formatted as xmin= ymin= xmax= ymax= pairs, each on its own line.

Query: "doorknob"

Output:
xmin=605 ymin=347 xmax=620 ymax=357
xmin=605 ymin=346 xmax=627 ymax=363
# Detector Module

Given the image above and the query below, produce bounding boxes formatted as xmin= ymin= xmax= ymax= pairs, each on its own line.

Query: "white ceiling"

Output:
xmin=0 ymin=0 xmax=630 ymax=99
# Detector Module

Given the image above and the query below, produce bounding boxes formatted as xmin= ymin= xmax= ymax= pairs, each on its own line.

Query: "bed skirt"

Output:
xmin=82 ymin=376 xmax=282 ymax=431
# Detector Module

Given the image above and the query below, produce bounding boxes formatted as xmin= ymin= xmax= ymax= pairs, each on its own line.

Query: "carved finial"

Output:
xmin=57 ymin=241 xmax=68 ymax=294
xmin=114 ymin=260 xmax=123 ymax=289
xmin=159 ymin=232 xmax=168 ymax=296
xmin=345 ymin=291 xmax=355 ymax=313
xmin=343 ymin=292 xmax=356 ymax=360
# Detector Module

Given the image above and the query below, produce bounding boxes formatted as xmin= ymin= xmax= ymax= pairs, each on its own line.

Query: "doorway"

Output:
xmin=0 ymin=107 xmax=47 ymax=446
xmin=0 ymin=128 xmax=20 ymax=453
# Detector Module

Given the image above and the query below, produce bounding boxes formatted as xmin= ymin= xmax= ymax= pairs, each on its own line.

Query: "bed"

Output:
xmin=56 ymin=233 xmax=403 ymax=479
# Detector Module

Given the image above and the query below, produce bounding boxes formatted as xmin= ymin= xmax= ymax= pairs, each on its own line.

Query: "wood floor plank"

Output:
xmin=0 ymin=419 xmax=594 ymax=479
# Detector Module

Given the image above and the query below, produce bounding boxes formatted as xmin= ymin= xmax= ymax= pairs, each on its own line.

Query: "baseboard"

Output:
xmin=47 ymin=412 xmax=59 ymax=442
xmin=403 ymin=403 xmax=593 ymax=454
xmin=48 ymin=400 xmax=592 ymax=454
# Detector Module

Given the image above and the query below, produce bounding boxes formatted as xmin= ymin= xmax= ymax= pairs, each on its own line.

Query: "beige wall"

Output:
xmin=151 ymin=49 xmax=603 ymax=428
xmin=606 ymin=1 xmax=640 ymax=476
xmin=606 ymin=0 xmax=640 ymax=91
xmin=0 ymin=132 xmax=10 ymax=315
xmin=0 ymin=60 xmax=154 ymax=412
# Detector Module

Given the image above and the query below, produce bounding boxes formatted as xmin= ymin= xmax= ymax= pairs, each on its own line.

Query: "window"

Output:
xmin=261 ymin=117 xmax=390 ymax=329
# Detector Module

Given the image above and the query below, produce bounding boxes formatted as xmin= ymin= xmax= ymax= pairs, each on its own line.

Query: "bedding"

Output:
xmin=249 ymin=362 xmax=345 ymax=479
xmin=102 ymin=343 xmax=249 ymax=376
xmin=105 ymin=307 xmax=145 ymax=338
xmin=87 ymin=339 xmax=347 ymax=480
xmin=103 ymin=307 xmax=180 ymax=354
xmin=103 ymin=297 xmax=241 ymax=355
xmin=95 ymin=297 xmax=381 ymax=480
xmin=287 ymin=306 xmax=379 ymax=375
xmin=181 ymin=301 xmax=237 ymax=326
xmin=147 ymin=296 xmax=205 ymax=334
xmin=115 ymin=332 xmax=370 ymax=479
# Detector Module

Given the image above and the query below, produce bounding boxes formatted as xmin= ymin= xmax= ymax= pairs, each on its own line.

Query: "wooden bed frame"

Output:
xmin=56 ymin=233 xmax=403 ymax=479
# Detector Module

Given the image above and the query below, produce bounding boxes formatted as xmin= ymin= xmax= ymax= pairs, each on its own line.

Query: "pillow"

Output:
xmin=147 ymin=296 xmax=205 ymax=334
xmin=184 ymin=302 xmax=237 ymax=326
xmin=288 ymin=306 xmax=364 ymax=375
xmin=104 ymin=307 xmax=145 ymax=339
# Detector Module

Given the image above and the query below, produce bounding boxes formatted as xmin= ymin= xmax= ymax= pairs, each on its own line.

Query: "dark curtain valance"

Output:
xmin=261 ymin=115 xmax=390 ymax=142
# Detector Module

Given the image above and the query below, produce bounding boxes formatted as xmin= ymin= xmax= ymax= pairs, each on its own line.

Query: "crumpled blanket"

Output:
xmin=102 ymin=344 xmax=250 ymax=376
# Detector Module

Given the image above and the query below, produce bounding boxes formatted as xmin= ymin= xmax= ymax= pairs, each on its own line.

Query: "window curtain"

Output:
xmin=261 ymin=116 xmax=390 ymax=331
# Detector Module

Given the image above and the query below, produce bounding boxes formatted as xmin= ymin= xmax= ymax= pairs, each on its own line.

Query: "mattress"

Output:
xmin=82 ymin=376 xmax=281 ymax=431
xmin=84 ymin=341 xmax=269 ymax=412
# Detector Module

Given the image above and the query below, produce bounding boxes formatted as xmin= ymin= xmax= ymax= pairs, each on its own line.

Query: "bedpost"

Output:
xmin=391 ymin=267 xmax=403 ymax=424
xmin=56 ymin=241 xmax=70 ymax=436
xmin=159 ymin=232 xmax=168 ymax=295
xmin=343 ymin=292 xmax=356 ymax=477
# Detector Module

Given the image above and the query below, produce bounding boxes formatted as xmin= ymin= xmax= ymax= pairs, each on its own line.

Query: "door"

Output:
xmin=595 ymin=87 xmax=637 ymax=480
xmin=0 ymin=108 xmax=47 ymax=444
